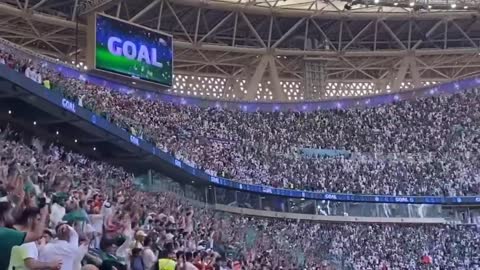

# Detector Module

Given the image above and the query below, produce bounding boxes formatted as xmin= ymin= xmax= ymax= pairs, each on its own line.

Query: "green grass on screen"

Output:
xmin=95 ymin=45 xmax=171 ymax=85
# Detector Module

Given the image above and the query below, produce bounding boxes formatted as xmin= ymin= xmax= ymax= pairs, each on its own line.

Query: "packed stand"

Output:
xmin=1 ymin=124 xmax=480 ymax=269
xmin=1 ymin=42 xmax=480 ymax=197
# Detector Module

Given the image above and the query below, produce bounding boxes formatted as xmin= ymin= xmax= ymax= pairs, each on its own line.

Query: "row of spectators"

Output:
xmin=2 ymin=44 xmax=480 ymax=196
xmin=1 ymin=124 xmax=480 ymax=270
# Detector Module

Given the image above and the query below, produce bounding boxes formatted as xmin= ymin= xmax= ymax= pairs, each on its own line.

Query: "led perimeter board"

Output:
xmin=89 ymin=14 xmax=173 ymax=87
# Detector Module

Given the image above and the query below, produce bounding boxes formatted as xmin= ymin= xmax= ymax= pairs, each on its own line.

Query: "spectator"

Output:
xmin=142 ymin=236 xmax=157 ymax=270
xmin=184 ymin=251 xmax=199 ymax=270
xmin=158 ymin=246 xmax=176 ymax=270
xmin=43 ymin=77 xmax=51 ymax=89
xmin=0 ymin=203 xmax=48 ymax=270
xmin=39 ymin=224 xmax=79 ymax=270
xmin=2 ymin=40 xmax=480 ymax=269
xmin=7 ymin=209 xmax=62 ymax=270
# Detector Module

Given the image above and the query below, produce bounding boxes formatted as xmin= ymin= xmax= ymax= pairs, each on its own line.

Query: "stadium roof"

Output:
xmin=1 ymin=0 xmax=480 ymax=102
xmin=82 ymin=0 xmax=480 ymax=16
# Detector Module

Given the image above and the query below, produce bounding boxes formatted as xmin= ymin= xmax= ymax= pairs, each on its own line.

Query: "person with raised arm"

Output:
xmin=0 ymin=178 xmax=50 ymax=270
xmin=7 ymin=207 xmax=62 ymax=270
xmin=39 ymin=223 xmax=80 ymax=270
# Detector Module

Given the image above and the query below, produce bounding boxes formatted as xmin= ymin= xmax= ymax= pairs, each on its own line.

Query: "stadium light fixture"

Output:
xmin=56 ymin=131 xmax=59 ymax=135
xmin=74 ymin=139 xmax=78 ymax=143
xmin=93 ymin=147 xmax=96 ymax=151
xmin=8 ymin=110 xmax=11 ymax=115
xmin=33 ymin=121 xmax=37 ymax=125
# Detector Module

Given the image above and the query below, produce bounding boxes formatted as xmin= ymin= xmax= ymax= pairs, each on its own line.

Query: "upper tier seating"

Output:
xmin=2 ymin=44 xmax=480 ymax=196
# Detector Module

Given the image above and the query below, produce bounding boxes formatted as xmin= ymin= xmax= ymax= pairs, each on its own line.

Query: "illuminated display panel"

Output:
xmin=94 ymin=14 xmax=173 ymax=87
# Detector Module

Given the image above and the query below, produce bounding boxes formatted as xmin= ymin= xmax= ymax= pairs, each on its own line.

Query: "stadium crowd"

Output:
xmin=1 ymin=125 xmax=480 ymax=270
xmin=2 ymin=41 xmax=480 ymax=269
xmin=2 ymin=43 xmax=480 ymax=196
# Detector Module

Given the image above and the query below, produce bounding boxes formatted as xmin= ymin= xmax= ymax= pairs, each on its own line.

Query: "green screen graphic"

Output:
xmin=95 ymin=14 xmax=173 ymax=86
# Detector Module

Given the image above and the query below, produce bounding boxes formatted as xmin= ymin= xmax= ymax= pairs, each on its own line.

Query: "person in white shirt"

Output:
xmin=50 ymin=201 xmax=66 ymax=227
xmin=78 ymin=95 xmax=85 ymax=107
xmin=9 ymin=208 xmax=62 ymax=270
xmin=73 ymin=240 xmax=89 ymax=270
xmin=184 ymin=252 xmax=199 ymax=270
xmin=9 ymin=240 xmax=63 ymax=270
xmin=39 ymin=224 xmax=80 ymax=270
xmin=142 ymin=237 xmax=157 ymax=270
xmin=25 ymin=66 xmax=33 ymax=80
xmin=35 ymin=70 xmax=43 ymax=84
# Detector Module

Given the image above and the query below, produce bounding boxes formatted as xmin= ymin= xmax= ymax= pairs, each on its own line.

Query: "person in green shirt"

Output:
xmin=43 ymin=78 xmax=51 ymax=89
xmin=8 ymin=207 xmax=62 ymax=270
xmin=0 ymin=226 xmax=27 ymax=270
xmin=158 ymin=248 xmax=176 ymax=270
xmin=0 ymin=202 xmax=49 ymax=270
xmin=158 ymin=257 xmax=176 ymax=270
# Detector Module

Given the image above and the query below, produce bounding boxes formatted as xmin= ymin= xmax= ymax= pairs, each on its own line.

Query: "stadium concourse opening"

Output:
xmin=1 ymin=0 xmax=480 ymax=269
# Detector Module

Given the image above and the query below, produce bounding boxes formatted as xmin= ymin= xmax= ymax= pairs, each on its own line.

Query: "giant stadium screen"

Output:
xmin=92 ymin=14 xmax=173 ymax=87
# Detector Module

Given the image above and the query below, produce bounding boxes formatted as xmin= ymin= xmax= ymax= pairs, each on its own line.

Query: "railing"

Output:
xmin=139 ymin=173 xmax=447 ymax=223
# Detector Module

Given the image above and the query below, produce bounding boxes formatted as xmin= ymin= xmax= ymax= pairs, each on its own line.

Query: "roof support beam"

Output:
xmin=156 ymin=0 xmax=164 ymax=30
xmin=412 ymin=20 xmax=444 ymax=50
xmin=416 ymin=58 xmax=451 ymax=79
xmin=198 ymin=12 xmax=234 ymax=43
xmin=310 ymin=19 xmax=336 ymax=51
xmin=169 ymin=0 xmax=479 ymax=20
xmin=130 ymin=0 xmax=161 ymax=22
xmin=116 ymin=1 xmax=122 ymax=17
xmin=343 ymin=21 xmax=373 ymax=51
xmin=164 ymin=0 xmax=193 ymax=43
xmin=31 ymin=0 xmax=49 ymax=10
xmin=1 ymin=3 xmax=480 ymax=63
xmin=409 ymin=57 xmax=421 ymax=88
xmin=79 ymin=0 xmax=122 ymax=16
xmin=271 ymin=17 xmax=306 ymax=49
xmin=245 ymin=56 xmax=269 ymax=100
xmin=379 ymin=20 xmax=406 ymax=50
xmin=240 ymin=13 xmax=267 ymax=48
xmin=391 ymin=57 xmax=409 ymax=91
xmin=268 ymin=56 xmax=286 ymax=101
xmin=451 ymin=20 xmax=478 ymax=49
xmin=194 ymin=7 xmax=201 ymax=43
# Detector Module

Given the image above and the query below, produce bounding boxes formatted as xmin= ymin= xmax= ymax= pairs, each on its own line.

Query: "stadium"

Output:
xmin=0 ymin=0 xmax=480 ymax=269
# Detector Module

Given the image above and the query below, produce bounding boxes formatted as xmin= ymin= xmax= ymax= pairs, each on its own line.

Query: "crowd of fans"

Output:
xmin=2 ymin=44 xmax=480 ymax=196
xmin=3 ymin=41 xmax=480 ymax=269
xmin=1 ymin=124 xmax=480 ymax=270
